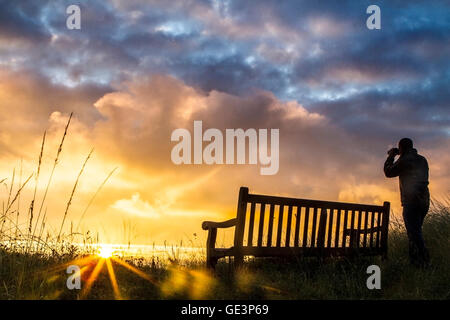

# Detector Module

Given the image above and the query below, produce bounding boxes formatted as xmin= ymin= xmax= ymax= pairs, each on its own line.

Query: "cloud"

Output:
xmin=1 ymin=67 xmax=448 ymax=244
xmin=0 ymin=0 xmax=449 ymax=243
xmin=3 ymin=0 xmax=448 ymax=98
xmin=0 ymin=70 xmax=363 ymax=241
xmin=338 ymin=184 xmax=400 ymax=210
xmin=112 ymin=193 xmax=162 ymax=219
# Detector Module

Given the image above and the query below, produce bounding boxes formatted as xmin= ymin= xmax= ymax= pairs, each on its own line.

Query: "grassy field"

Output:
xmin=1 ymin=116 xmax=449 ymax=300
xmin=0 ymin=201 xmax=449 ymax=300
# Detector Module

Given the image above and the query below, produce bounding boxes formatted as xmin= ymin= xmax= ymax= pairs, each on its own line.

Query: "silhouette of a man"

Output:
xmin=384 ymin=138 xmax=430 ymax=267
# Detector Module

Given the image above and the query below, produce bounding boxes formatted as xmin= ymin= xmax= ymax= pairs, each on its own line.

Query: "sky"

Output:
xmin=0 ymin=0 xmax=449 ymax=245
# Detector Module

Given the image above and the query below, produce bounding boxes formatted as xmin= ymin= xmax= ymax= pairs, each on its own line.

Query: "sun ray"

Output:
xmin=79 ymin=264 xmax=92 ymax=277
xmin=111 ymin=257 xmax=158 ymax=285
xmin=37 ymin=255 xmax=97 ymax=275
xmin=69 ymin=264 xmax=92 ymax=282
xmin=80 ymin=257 xmax=105 ymax=299
xmin=106 ymin=258 xmax=122 ymax=300
xmin=35 ymin=255 xmax=97 ymax=280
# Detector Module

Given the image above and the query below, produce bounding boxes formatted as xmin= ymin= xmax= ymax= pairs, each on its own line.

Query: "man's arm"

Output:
xmin=384 ymin=155 xmax=402 ymax=177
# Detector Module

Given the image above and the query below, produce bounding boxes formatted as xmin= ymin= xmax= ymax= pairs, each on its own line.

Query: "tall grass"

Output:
xmin=0 ymin=113 xmax=114 ymax=257
xmin=57 ymin=148 xmax=93 ymax=241
xmin=0 ymin=201 xmax=448 ymax=299
xmin=0 ymin=113 xmax=449 ymax=299
xmin=29 ymin=130 xmax=46 ymax=235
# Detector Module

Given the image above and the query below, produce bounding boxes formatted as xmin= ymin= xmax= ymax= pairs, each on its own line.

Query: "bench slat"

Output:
xmin=294 ymin=206 xmax=301 ymax=247
xmin=317 ymin=208 xmax=327 ymax=248
xmin=342 ymin=210 xmax=350 ymax=248
xmin=247 ymin=202 xmax=256 ymax=246
xmin=310 ymin=207 xmax=318 ymax=247
xmin=327 ymin=208 xmax=334 ymax=247
xmin=370 ymin=210 xmax=375 ymax=248
xmin=363 ymin=211 xmax=368 ymax=248
xmin=276 ymin=205 xmax=285 ymax=247
xmin=349 ymin=210 xmax=355 ymax=248
xmin=257 ymin=203 xmax=266 ymax=247
xmin=267 ymin=204 xmax=275 ymax=247
xmin=285 ymin=206 xmax=293 ymax=247
xmin=376 ymin=211 xmax=381 ymax=248
xmin=356 ymin=210 xmax=362 ymax=248
xmin=302 ymin=207 xmax=310 ymax=247
xmin=334 ymin=209 xmax=341 ymax=248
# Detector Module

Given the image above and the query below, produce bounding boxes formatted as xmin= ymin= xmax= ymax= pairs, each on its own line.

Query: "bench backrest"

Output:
xmin=234 ymin=187 xmax=390 ymax=256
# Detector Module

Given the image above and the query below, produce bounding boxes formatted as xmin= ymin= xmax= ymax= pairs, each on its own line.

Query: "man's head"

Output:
xmin=398 ymin=137 xmax=413 ymax=155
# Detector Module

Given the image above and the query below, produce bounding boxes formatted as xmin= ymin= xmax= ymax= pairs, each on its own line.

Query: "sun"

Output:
xmin=42 ymin=246 xmax=157 ymax=299
xmin=98 ymin=246 xmax=114 ymax=258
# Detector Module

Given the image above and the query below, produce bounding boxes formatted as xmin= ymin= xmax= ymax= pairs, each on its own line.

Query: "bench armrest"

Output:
xmin=202 ymin=218 xmax=237 ymax=230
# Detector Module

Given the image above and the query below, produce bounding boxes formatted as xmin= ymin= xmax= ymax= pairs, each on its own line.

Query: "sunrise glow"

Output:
xmin=97 ymin=246 xmax=114 ymax=259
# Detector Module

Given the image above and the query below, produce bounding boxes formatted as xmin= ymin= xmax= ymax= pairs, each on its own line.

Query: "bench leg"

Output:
xmin=206 ymin=228 xmax=218 ymax=269
xmin=234 ymin=254 xmax=243 ymax=269
xmin=206 ymin=257 xmax=218 ymax=269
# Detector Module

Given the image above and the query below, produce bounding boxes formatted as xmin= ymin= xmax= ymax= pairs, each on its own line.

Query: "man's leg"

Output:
xmin=419 ymin=201 xmax=430 ymax=265
xmin=403 ymin=204 xmax=428 ymax=266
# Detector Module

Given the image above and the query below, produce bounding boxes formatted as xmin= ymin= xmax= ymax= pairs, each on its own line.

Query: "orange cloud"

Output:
xmin=1 ymin=68 xmax=448 ymax=244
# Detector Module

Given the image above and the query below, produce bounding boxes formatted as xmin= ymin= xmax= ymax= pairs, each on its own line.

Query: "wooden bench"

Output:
xmin=202 ymin=187 xmax=390 ymax=268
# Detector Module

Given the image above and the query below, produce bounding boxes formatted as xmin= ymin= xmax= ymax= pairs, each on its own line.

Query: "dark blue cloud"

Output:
xmin=1 ymin=0 xmax=449 ymax=143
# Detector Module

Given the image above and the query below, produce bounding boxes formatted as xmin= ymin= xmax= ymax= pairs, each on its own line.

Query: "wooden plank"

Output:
xmin=334 ymin=209 xmax=341 ymax=248
xmin=362 ymin=211 xmax=368 ymax=248
xmin=310 ymin=207 xmax=318 ymax=247
xmin=202 ymin=219 xmax=236 ymax=230
xmin=375 ymin=211 xmax=381 ymax=248
xmin=327 ymin=208 xmax=334 ymax=248
xmin=293 ymin=206 xmax=301 ymax=247
xmin=356 ymin=210 xmax=362 ymax=248
xmin=370 ymin=210 xmax=375 ymax=248
xmin=276 ymin=205 xmax=285 ymax=247
xmin=267 ymin=204 xmax=275 ymax=247
xmin=257 ymin=203 xmax=266 ymax=247
xmin=247 ymin=193 xmax=384 ymax=212
xmin=302 ymin=207 xmax=310 ymax=247
xmin=349 ymin=210 xmax=355 ymax=248
xmin=285 ymin=206 xmax=293 ymax=247
xmin=342 ymin=209 xmax=349 ymax=248
xmin=317 ymin=208 xmax=327 ymax=248
xmin=247 ymin=202 xmax=256 ymax=246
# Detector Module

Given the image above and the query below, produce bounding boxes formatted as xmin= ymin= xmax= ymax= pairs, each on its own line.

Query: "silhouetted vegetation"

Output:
xmin=0 ymin=200 xmax=448 ymax=299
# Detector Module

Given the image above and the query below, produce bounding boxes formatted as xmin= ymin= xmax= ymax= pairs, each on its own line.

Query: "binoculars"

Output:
xmin=387 ymin=147 xmax=399 ymax=156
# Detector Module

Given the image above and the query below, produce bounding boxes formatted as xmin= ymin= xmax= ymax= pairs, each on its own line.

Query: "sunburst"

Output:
xmin=43 ymin=245 xmax=157 ymax=300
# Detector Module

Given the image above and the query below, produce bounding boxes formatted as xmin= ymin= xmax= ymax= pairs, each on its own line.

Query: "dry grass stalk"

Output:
xmin=29 ymin=130 xmax=46 ymax=234
xmin=76 ymin=167 xmax=118 ymax=232
xmin=33 ymin=113 xmax=72 ymax=238
xmin=57 ymin=148 xmax=93 ymax=241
